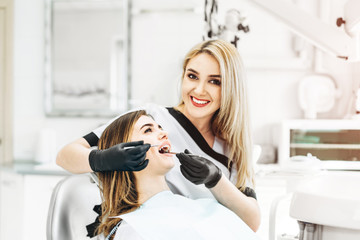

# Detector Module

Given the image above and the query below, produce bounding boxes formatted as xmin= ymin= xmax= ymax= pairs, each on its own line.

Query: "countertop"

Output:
xmin=0 ymin=161 xmax=72 ymax=176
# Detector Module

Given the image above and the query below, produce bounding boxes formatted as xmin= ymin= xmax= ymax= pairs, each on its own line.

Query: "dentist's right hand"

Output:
xmin=89 ymin=140 xmax=151 ymax=172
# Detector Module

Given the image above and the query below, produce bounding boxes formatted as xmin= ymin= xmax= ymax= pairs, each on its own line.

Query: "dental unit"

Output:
xmin=290 ymin=172 xmax=360 ymax=240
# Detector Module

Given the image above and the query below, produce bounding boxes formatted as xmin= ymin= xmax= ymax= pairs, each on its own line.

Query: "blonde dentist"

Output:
xmin=56 ymin=39 xmax=261 ymax=231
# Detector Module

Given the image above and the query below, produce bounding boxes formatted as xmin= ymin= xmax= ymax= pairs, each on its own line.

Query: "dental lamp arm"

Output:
xmin=248 ymin=0 xmax=359 ymax=61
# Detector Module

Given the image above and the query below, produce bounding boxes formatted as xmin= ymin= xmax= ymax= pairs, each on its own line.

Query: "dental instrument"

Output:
xmin=158 ymin=149 xmax=178 ymax=155
xmin=124 ymin=144 xmax=178 ymax=154
xmin=298 ymin=221 xmax=305 ymax=240
xmin=305 ymin=223 xmax=315 ymax=240
xmin=124 ymin=144 xmax=159 ymax=150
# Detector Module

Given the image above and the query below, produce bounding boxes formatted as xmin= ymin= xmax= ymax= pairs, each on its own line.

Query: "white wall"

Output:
xmin=13 ymin=0 xmax=111 ymax=161
xmin=13 ymin=0 xmax=359 ymax=162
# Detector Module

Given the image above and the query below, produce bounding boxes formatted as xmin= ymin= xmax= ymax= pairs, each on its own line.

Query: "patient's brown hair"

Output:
xmin=96 ymin=110 xmax=147 ymax=238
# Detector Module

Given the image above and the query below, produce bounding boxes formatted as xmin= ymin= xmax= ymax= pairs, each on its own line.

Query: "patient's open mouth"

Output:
xmin=159 ymin=145 xmax=170 ymax=154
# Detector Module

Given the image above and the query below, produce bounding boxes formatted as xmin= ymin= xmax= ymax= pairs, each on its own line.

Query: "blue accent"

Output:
xmin=105 ymin=220 xmax=122 ymax=240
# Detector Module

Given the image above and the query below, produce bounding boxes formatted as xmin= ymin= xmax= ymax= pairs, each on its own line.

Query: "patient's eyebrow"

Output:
xmin=140 ymin=123 xmax=154 ymax=130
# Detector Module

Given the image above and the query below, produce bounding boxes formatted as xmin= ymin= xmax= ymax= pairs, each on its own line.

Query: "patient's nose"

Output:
xmin=158 ymin=130 xmax=168 ymax=140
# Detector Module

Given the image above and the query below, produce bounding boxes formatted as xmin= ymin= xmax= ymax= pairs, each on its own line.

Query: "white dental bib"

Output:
xmin=113 ymin=191 xmax=259 ymax=240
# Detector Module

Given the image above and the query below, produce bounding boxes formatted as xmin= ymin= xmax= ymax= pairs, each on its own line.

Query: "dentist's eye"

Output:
xmin=210 ymin=79 xmax=221 ymax=86
xmin=188 ymin=74 xmax=198 ymax=80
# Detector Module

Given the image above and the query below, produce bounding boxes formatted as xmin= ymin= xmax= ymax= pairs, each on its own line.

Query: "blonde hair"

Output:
xmin=178 ymin=40 xmax=254 ymax=190
xmin=96 ymin=110 xmax=147 ymax=239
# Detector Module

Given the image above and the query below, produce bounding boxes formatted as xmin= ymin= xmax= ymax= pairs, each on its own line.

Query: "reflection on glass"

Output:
xmin=290 ymin=129 xmax=360 ymax=161
xmin=45 ymin=0 xmax=128 ymax=116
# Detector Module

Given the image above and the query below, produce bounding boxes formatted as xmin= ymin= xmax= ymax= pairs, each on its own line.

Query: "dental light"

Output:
xmin=204 ymin=0 xmax=250 ymax=48
xmin=249 ymin=0 xmax=360 ymax=61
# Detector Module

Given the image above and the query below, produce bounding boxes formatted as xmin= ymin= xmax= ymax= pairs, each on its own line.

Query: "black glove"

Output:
xmin=176 ymin=149 xmax=222 ymax=188
xmin=89 ymin=140 xmax=151 ymax=172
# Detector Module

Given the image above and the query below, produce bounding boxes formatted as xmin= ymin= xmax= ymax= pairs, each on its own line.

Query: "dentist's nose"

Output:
xmin=194 ymin=81 xmax=206 ymax=95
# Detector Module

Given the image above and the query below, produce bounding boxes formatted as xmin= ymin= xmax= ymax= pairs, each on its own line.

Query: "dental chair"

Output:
xmin=46 ymin=173 xmax=103 ymax=240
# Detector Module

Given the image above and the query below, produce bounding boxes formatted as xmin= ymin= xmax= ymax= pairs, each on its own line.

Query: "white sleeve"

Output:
xmin=92 ymin=105 xmax=149 ymax=138
xmin=92 ymin=115 xmax=120 ymax=138
xmin=113 ymin=221 xmax=143 ymax=240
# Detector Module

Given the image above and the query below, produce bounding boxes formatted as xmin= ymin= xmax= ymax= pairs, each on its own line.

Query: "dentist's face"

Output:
xmin=181 ymin=53 xmax=221 ymax=122
xmin=131 ymin=115 xmax=174 ymax=174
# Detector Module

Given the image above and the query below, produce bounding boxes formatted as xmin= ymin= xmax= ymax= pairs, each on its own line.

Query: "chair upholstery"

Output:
xmin=47 ymin=174 xmax=102 ymax=240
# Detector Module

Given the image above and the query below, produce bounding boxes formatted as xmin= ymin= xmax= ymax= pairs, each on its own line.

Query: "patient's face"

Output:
xmin=131 ymin=115 xmax=175 ymax=175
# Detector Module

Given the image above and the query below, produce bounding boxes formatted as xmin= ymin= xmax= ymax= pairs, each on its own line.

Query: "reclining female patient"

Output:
xmin=96 ymin=110 xmax=259 ymax=240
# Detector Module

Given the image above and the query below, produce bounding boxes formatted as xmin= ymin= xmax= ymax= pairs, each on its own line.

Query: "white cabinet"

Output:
xmin=0 ymin=171 xmax=23 ymax=240
xmin=22 ymin=175 xmax=64 ymax=240
xmin=0 ymin=170 xmax=65 ymax=240
xmin=255 ymin=170 xmax=308 ymax=240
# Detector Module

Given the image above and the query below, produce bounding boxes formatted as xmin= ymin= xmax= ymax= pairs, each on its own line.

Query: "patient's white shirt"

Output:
xmin=114 ymin=222 xmax=143 ymax=240
xmin=113 ymin=191 xmax=259 ymax=240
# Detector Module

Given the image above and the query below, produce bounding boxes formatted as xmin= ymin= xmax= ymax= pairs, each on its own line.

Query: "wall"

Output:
xmin=13 ymin=0 xmax=109 ymax=161
xmin=12 ymin=0 xmax=359 ymax=163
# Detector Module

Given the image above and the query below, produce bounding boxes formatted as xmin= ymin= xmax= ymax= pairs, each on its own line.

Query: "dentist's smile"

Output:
xmin=191 ymin=96 xmax=210 ymax=107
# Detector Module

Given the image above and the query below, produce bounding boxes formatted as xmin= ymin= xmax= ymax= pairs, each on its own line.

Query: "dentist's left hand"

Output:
xmin=176 ymin=149 xmax=222 ymax=188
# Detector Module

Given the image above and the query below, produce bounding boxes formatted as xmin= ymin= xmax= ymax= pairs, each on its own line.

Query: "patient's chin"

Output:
xmin=146 ymin=154 xmax=175 ymax=173
xmin=160 ymin=158 xmax=175 ymax=175
xmin=160 ymin=156 xmax=175 ymax=170
xmin=166 ymin=160 xmax=175 ymax=170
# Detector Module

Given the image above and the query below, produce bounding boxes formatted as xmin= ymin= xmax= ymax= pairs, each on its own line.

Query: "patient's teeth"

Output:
xmin=159 ymin=144 xmax=170 ymax=154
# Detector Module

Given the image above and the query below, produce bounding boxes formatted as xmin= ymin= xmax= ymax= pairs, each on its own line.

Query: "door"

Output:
xmin=0 ymin=0 xmax=13 ymax=165
xmin=0 ymin=6 xmax=5 ymax=164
